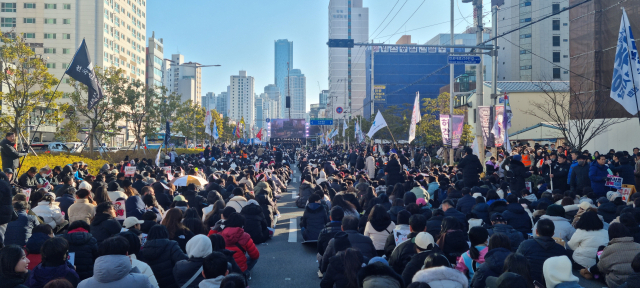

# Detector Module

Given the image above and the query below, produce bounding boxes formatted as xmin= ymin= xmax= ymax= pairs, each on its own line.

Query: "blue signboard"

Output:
xmin=447 ymin=55 xmax=481 ymax=64
xmin=310 ymin=118 xmax=334 ymax=126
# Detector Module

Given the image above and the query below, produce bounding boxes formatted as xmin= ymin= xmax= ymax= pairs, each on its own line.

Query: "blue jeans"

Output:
xmin=246 ymin=255 xmax=258 ymax=272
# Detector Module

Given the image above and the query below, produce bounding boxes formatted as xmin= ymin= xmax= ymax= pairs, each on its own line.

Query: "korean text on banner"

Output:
xmin=478 ymin=106 xmax=493 ymax=147
xmin=393 ymin=227 xmax=411 ymax=246
xmin=124 ymin=166 xmax=136 ymax=177
xmin=113 ymin=200 xmax=126 ymax=220
xmin=606 ymin=175 xmax=623 ymax=190
xmin=439 ymin=114 xmax=450 ymax=146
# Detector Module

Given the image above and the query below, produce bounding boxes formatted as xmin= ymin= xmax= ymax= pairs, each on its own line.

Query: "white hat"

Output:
xmin=543 ymin=256 xmax=578 ymax=288
xmin=123 ymin=217 xmax=144 ymax=229
xmin=413 ymin=232 xmax=435 ymax=251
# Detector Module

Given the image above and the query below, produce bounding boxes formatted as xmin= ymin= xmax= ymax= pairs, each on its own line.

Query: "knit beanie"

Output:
xmin=543 ymin=256 xmax=579 ymax=288
xmin=185 ymin=235 xmax=213 ymax=258
xmin=368 ymin=257 xmax=388 ymax=266
xmin=333 ymin=231 xmax=351 ymax=252
xmin=546 ymin=204 xmax=565 ymax=217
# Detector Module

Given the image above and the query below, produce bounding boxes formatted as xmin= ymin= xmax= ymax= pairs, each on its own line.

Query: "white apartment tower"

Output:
xmin=202 ymin=92 xmax=216 ymax=111
xmin=284 ymin=68 xmax=306 ymax=120
xmin=497 ymin=0 xmax=570 ymax=81
xmin=0 ymin=0 xmax=147 ymax=145
xmin=146 ymin=31 xmax=163 ymax=89
xmin=161 ymin=54 xmax=203 ymax=104
xmin=229 ymin=71 xmax=255 ymax=128
xmin=328 ymin=0 xmax=368 ymax=120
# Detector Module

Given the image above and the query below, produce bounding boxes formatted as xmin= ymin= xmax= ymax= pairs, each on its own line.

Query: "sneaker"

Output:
xmin=317 ymin=270 xmax=323 ymax=278
xmin=580 ymin=268 xmax=593 ymax=280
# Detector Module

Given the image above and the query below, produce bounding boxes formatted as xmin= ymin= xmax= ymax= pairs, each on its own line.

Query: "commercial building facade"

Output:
xmin=284 ymin=68 xmax=306 ymax=120
xmin=274 ymin=39 xmax=292 ymax=118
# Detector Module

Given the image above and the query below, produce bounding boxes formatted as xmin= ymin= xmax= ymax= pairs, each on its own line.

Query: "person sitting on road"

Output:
xmin=300 ymin=193 xmax=329 ymax=242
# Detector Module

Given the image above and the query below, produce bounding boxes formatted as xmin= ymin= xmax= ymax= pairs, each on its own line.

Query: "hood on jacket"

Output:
xmin=506 ymin=202 xmax=526 ymax=214
xmin=92 ymin=255 xmax=132 ymax=283
xmin=411 ymin=266 xmax=468 ymax=287
xmin=534 ymin=236 xmax=562 ymax=251
xmin=198 ymin=275 xmax=225 ymax=288
xmin=63 ymin=231 xmax=94 ymax=246
xmin=598 ymin=202 xmax=617 ymax=214
xmin=483 ymin=247 xmax=512 ymax=275
xmin=306 ymin=202 xmax=323 ymax=212
xmin=220 ymin=227 xmax=248 ymax=246
xmin=186 ymin=235 xmax=212 ymax=259
xmin=140 ymin=238 xmax=172 ymax=261
xmin=357 ymin=262 xmax=404 ymax=288
xmin=92 ymin=213 xmax=114 ymax=226
xmin=26 ymin=233 xmax=51 ymax=254
xmin=29 ymin=262 xmax=78 ymax=287
xmin=543 ymin=255 xmax=579 ymax=288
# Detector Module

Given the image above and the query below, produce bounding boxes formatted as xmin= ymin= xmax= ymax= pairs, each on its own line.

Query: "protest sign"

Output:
xmin=22 ymin=189 xmax=31 ymax=203
xmin=606 ymin=175 xmax=623 ymax=189
xmin=124 ymin=166 xmax=136 ymax=177
xmin=161 ymin=166 xmax=173 ymax=180
xmin=525 ymin=182 xmax=532 ymax=192
xmin=619 ymin=184 xmax=637 ymax=202
xmin=113 ymin=200 xmax=126 ymax=220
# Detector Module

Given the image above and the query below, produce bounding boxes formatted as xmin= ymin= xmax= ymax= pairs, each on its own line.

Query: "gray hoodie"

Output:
xmin=78 ymin=255 xmax=153 ymax=288
xmin=198 ymin=276 xmax=224 ymax=288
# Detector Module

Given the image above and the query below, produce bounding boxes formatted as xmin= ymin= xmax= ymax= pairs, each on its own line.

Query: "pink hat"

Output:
xmin=416 ymin=198 xmax=427 ymax=206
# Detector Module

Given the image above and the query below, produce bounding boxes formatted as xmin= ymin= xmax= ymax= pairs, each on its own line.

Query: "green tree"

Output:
xmin=173 ymin=100 xmax=206 ymax=145
xmin=68 ymin=66 xmax=125 ymax=155
xmin=416 ymin=92 xmax=474 ymax=147
xmin=0 ymin=35 xmax=67 ymax=147
xmin=206 ymin=109 xmax=225 ymax=143
xmin=54 ymin=107 xmax=80 ymax=142
xmin=149 ymin=88 xmax=180 ymax=147
xmin=113 ymin=79 xmax=161 ymax=150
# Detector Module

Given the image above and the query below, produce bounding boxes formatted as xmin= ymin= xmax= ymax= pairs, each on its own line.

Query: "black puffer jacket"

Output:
xmin=4 ymin=210 xmax=39 ymax=247
xmin=256 ymin=192 xmax=275 ymax=228
xmin=401 ymin=249 xmax=441 ymax=285
xmin=471 ymin=203 xmax=490 ymax=225
xmin=317 ymin=221 xmax=342 ymax=256
xmin=516 ymin=236 xmax=568 ymax=285
xmin=487 ymin=223 xmax=524 ymax=252
xmin=296 ymin=182 xmax=315 ymax=208
xmin=501 ymin=202 xmax=532 ymax=236
xmin=300 ymin=203 xmax=328 ymax=241
xmin=509 ymin=160 xmax=531 ymax=195
xmin=457 ymin=154 xmax=483 ymax=186
xmin=61 ymin=230 xmax=98 ymax=280
xmin=240 ymin=201 xmax=269 ymax=244
xmin=90 ymin=213 xmax=122 ymax=243
xmin=570 ymin=163 xmax=591 ymax=192
xmin=173 ymin=257 xmax=205 ymax=288
xmin=598 ymin=202 xmax=618 ymax=223
xmin=439 ymin=229 xmax=469 ymax=264
xmin=388 ymin=232 xmax=419 ymax=274
xmin=426 ymin=215 xmax=444 ymax=240
xmin=0 ymin=178 xmax=12 ymax=225
xmin=470 ymin=247 xmax=511 ymax=288
xmin=385 ymin=159 xmax=403 ymax=186
xmin=619 ymin=272 xmax=640 ymax=288
xmin=139 ymin=238 xmax=188 ymax=288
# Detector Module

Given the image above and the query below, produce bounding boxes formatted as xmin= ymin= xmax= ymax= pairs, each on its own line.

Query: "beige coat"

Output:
xmin=598 ymin=237 xmax=640 ymax=288
xmin=68 ymin=199 xmax=96 ymax=225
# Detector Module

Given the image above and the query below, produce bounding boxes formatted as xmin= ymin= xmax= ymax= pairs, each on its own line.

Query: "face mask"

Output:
xmin=578 ymin=160 xmax=585 ymax=166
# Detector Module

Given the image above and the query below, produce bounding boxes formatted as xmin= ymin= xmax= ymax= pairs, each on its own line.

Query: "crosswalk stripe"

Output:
xmin=288 ymin=218 xmax=297 ymax=243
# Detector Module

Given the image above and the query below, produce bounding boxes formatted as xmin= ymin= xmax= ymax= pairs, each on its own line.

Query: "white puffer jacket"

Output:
xmin=567 ymin=228 xmax=609 ymax=268
xmin=31 ymin=201 xmax=66 ymax=228
xmin=412 ymin=266 xmax=468 ymax=288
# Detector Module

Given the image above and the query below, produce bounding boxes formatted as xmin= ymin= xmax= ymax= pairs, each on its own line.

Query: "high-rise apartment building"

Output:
xmin=284 ymin=69 xmax=306 ymax=120
xmin=146 ymin=31 xmax=163 ymax=89
xmin=217 ymin=87 xmax=229 ymax=117
xmin=0 ymin=0 xmax=147 ymax=145
xmin=229 ymin=71 xmax=255 ymax=128
xmin=263 ymin=84 xmax=280 ymax=117
xmin=161 ymin=54 xmax=203 ymax=104
xmin=255 ymin=95 xmax=263 ymax=129
xmin=319 ymin=90 xmax=329 ymax=106
xmin=274 ymin=39 xmax=292 ymax=118
xmin=497 ymin=0 xmax=570 ymax=81
xmin=202 ymin=92 xmax=216 ymax=111
xmin=328 ymin=0 xmax=368 ymax=120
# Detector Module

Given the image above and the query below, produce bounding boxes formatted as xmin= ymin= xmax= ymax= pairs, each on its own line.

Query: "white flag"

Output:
xmin=408 ymin=92 xmax=422 ymax=143
xmin=342 ymin=118 xmax=347 ymax=137
xmin=610 ymin=7 xmax=640 ymax=115
xmin=204 ymin=110 xmax=212 ymax=135
xmin=367 ymin=111 xmax=388 ymax=138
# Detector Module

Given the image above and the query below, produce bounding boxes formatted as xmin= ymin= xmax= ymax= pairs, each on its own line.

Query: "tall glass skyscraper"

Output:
xmin=274 ymin=39 xmax=293 ymax=118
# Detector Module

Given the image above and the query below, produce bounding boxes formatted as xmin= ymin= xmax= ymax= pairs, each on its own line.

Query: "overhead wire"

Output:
xmin=383 ymin=0 xmax=427 ymax=44
xmin=371 ymin=0 xmax=410 ymax=41
xmin=369 ymin=0 xmax=401 ymax=39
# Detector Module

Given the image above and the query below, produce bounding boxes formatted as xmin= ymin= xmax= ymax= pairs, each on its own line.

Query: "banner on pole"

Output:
xmin=439 ymin=115 xmax=464 ymax=147
xmin=478 ymin=106 xmax=493 ymax=147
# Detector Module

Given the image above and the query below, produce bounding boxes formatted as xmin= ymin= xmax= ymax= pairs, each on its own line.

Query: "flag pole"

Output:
xmin=386 ymin=126 xmax=397 ymax=145
xmin=622 ymin=10 xmax=640 ymax=125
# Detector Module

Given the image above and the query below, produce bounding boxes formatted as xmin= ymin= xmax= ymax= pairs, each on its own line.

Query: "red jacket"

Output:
xmin=220 ymin=227 xmax=259 ymax=271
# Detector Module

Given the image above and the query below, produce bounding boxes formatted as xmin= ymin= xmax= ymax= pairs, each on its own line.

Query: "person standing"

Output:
xmin=457 ymin=147 xmax=483 ymax=188
xmin=365 ymin=153 xmax=376 ymax=179
xmin=0 ymin=133 xmax=25 ymax=172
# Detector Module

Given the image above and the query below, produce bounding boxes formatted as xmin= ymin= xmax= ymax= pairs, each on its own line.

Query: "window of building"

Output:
xmin=44 ymin=33 xmax=55 ymax=39
xmin=520 ymin=65 xmax=532 ymax=70
xmin=44 ymin=18 xmax=56 ymax=24
xmin=1 ymin=3 xmax=16 ymax=12
xmin=1 ymin=17 xmax=15 ymax=27
xmin=519 ymin=34 xmax=531 ymax=39
xmin=519 ymin=18 xmax=532 ymax=23
xmin=62 ymin=33 xmax=70 ymax=39
xmin=520 ymin=2 xmax=531 ymax=7
xmin=22 ymin=33 xmax=34 ymax=38
xmin=520 ymin=49 xmax=529 ymax=54
xmin=23 ymin=18 xmax=35 ymax=23
xmin=46 ymin=63 xmax=55 ymax=68
xmin=44 ymin=3 xmax=56 ymax=9
xmin=62 ymin=63 xmax=68 ymax=69
xmin=553 ymin=20 xmax=560 ymax=30
xmin=63 ymin=19 xmax=71 ymax=24
xmin=552 ymin=4 xmax=560 ymax=14
xmin=23 ymin=3 xmax=35 ymax=8
xmin=552 ymin=36 xmax=560 ymax=46
xmin=553 ymin=52 xmax=560 ymax=62
xmin=44 ymin=48 xmax=56 ymax=53
xmin=63 ymin=48 xmax=71 ymax=54
xmin=553 ymin=67 xmax=561 ymax=79
xmin=63 ymin=4 xmax=71 ymax=9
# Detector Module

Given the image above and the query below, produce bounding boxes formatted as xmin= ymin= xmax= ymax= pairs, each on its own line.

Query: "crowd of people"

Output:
xmin=0 ymin=128 xmax=640 ymax=288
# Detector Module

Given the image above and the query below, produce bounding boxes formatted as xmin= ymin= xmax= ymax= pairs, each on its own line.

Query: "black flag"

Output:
xmin=65 ymin=39 xmax=104 ymax=110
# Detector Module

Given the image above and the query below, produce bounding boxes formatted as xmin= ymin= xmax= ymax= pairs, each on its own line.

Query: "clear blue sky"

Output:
xmin=146 ymin=0 xmax=491 ymax=111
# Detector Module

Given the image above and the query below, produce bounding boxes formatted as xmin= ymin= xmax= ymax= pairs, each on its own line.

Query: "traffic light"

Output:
xmin=327 ymin=39 xmax=355 ymax=48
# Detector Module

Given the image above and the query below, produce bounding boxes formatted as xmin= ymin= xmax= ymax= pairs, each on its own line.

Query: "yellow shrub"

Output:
xmin=19 ymin=153 xmax=109 ymax=175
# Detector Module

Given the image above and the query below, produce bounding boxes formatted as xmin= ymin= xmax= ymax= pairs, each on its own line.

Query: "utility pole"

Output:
xmin=287 ymin=62 xmax=291 ymax=119
xmin=491 ymin=5 xmax=499 ymax=156
xmin=475 ymin=0 xmax=485 ymax=165
xmin=370 ymin=40 xmax=375 ymax=120
xmin=449 ymin=0 xmax=455 ymax=165
xmin=347 ymin=0 xmax=352 ymax=121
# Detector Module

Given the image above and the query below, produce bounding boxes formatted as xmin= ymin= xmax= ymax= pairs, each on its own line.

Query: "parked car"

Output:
xmin=66 ymin=142 xmax=85 ymax=153
xmin=30 ymin=142 xmax=71 ymax=153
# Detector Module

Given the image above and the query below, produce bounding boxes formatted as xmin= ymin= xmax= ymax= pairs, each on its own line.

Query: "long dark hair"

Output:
xmin=209 ymin=234 xmax=226 ymax=251
xmin=342 ymin=248 xmax=363 ymax=288
xmin=0 ymin=245 xmax=27 ymax=278
xmin=503 ymin=253 xmax=535 ymax=288
xmin=161 ymin=208 xmax=188 ymax=239
xmin=468 ymin=226 xmax=489 ymax=260
xmin=331 ymin=194 xmax=356 ymax=213
xmin=204 ymin=200 xmax=226 ymax=227
xmin=93 ymin=185 xmax=110 ymax=205
xmin=488 ymin=233 xmax=511 ymax=251
xmin=367 ymin=204 xmax=391 ymax=228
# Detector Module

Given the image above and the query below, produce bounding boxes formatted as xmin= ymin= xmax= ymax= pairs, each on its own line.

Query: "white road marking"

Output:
xmin=288 ymin=218 xmax=298 ymax=243
xmin=291 ymin=190 xmax=298 ymax=199
xmin=293 ymin=178 xmax=296 ymax=183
